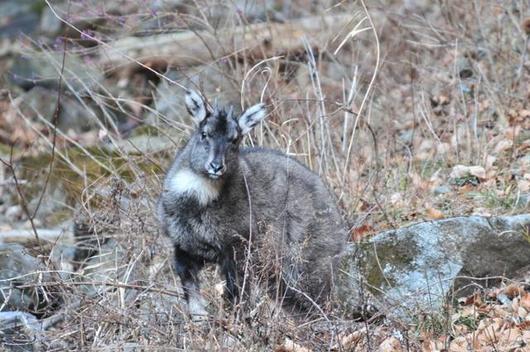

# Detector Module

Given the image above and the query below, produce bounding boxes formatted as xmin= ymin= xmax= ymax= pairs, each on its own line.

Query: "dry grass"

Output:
xmin=1 ymin=0 xmax=529 ymax=350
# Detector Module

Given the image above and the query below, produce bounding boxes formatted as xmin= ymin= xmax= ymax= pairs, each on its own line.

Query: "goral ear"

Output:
xmin=185 ymin=89 xmax=208 ymax=123
xmin=238 ymin=103 xmax=267 ymax=134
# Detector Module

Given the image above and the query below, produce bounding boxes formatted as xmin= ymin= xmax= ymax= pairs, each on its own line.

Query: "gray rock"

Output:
xmin=433 ymin=184 xmax=451 ymax=195
xmin=0 ymin=1 xmax=35 ymax=18
xmin=336 ymin=214 xmax=530 ymax=321
xmin=8 ymin=53 xmax=103 ymax=93
xmin=457 ymin=57 xmax=474 ymax=79
xmin=14 ymin=86 xmax=56 ymax=122
xmin=0 ymin=244 xmax=52 ymax=314
xmin=0 ymin=0 xmax=40 ymax=39
xmin=146 ymin=66 xmax=240 ymax=128
xmin=13 ymin=87 xmax=98 ymax=133
xmin=39 ymin=6 xmax=62 ymax=36
xmin=148 ymin=77 xmax=187 ymax=127
xmin=79 ymin=239 xmax=137 ymax=300
xmin=0 ymin=311 xmax=40 ymax=352
xmin=105 ymin=135 xmax=176 ymax=155
xmin=5 ymin=205 xmax=23 ymax=222
xmin=398 ymin=129 xmax=414 ymax=144
xmin=0 ymin=310 xmax=66 ymax=351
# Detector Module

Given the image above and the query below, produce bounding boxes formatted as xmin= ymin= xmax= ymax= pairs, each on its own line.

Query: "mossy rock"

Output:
xmin=335 ymin=215 xmax=530 ymax=321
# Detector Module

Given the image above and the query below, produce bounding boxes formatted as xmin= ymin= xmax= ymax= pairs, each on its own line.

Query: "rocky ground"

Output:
xmin=0 ymin=0 xmax=529 ymax=351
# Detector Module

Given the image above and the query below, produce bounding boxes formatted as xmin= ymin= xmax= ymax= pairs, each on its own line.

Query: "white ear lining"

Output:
xmin=185 ymin=89 xmax=207 ymax=123
xmin=238 ymin=103 xmax=267 ymax=134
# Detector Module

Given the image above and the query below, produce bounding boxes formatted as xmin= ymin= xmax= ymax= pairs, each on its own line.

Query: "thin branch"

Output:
xmin=341 ymin=0 xmax=380 ymax=184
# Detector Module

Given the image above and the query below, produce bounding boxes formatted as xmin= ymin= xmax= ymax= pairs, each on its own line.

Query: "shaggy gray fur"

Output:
xmin=158 ymin=90 xmax=347 ymax=318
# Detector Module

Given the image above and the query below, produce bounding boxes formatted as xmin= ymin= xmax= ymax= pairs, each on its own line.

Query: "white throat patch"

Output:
xmin=169 ymin=168 xmax=220 ymax=206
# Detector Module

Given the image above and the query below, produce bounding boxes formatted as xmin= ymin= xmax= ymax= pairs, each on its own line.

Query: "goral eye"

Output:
xmin=201 ymin=132 xmax=207 ymax=139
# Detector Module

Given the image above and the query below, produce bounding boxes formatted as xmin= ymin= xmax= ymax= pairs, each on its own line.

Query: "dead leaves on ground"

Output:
xmin=275 ymin=338 xmax=312 ymax=352
xmin=425 ymin=206 xmax=445 ymax=220
xmin=273 ymin=284 xmax=530 ymax=351
xmin=423 ymin=283 xmax=530 ymax=352
xmin=351 ymin=223 xmax=376 ymax=241
xmin=385 ymin=120 xmax=530 ymax=221
xmin=275 ymin=327 xmax=406 ymax=352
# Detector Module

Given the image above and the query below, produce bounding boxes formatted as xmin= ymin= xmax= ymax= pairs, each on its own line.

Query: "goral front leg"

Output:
xmin=221 ymin=247 xmax=252 ymax=311
xmin=221 ymin=255 xmax=239 ymax=305
xmin=174 ymin=246 xmax=207 ymax=321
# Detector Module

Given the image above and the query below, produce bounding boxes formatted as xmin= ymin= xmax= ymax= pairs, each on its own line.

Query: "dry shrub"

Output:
xmin=1 ymin=0 xmax=529 ymax=350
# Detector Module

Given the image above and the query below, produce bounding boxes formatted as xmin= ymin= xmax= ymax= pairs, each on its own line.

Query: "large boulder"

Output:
xmin=0 ymin=0 xmax=40 ymax=39
xmin=146 ymin=65 xmax=240 ymax=129
xmin=0 ymin=239 xmax=72 ymax=316
xmin=0 ymin=311 xmax=41 ymax=352
xmin=336 ymin=214 xmax=530 ymax=321
xmin=0 ymin=244 xmax=52 ymax=314
xmin=6 ymin=86 xmax=99 ymax=134
xmin=8 ymin=53 xmax=103 ymax=93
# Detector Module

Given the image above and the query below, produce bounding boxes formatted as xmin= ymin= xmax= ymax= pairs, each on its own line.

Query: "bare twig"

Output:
xmin=341 ymin=0 xmax=380 ymax=184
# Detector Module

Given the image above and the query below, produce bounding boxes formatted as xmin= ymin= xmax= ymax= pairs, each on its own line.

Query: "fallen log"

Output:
xmin=0 ymin=228 xmax=73 ymax=244
xmin=99 ymin=14 xmax=353 ymax=69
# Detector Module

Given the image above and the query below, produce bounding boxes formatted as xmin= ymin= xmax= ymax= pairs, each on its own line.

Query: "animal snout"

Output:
xmin=208 ymin=161 xmax=225 ymax=176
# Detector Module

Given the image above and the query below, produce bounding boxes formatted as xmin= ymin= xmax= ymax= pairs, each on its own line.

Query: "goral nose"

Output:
xmin=209 ymin=162 xmax=223 ymax=173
